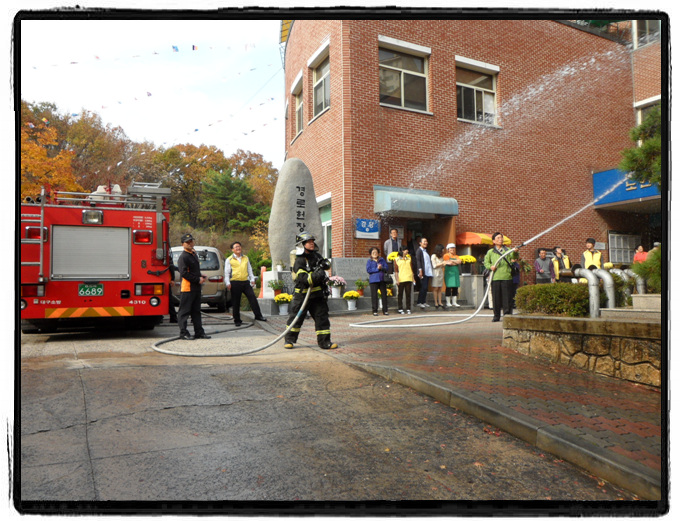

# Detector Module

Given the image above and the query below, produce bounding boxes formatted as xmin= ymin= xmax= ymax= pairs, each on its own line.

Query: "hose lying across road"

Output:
xmin=150 ymin=285 xmax=313 ymax=357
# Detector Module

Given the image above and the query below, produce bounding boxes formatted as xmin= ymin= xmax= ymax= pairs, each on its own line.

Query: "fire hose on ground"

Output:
xmin=150 ymin=280 xmax=313 ymax=357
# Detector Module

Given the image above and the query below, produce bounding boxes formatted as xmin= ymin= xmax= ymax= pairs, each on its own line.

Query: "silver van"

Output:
xmin=170 ymin=246 xmax=230 ymax=312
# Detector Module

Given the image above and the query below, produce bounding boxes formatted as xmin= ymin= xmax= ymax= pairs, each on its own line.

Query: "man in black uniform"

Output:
xmin=284 ymin=231 xmax=338 ymax=350
xmin=177 ymin=233 xmax=211 ymax=340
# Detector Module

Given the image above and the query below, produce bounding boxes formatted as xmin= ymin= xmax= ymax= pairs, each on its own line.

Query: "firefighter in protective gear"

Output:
xmin=284 ymin=232 xmax=338 ymax=350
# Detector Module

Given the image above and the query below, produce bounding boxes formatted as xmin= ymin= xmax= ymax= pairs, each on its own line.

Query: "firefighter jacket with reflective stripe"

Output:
xmin=178 ymin=248 xmax=203 ymax=293
xmin=292 ymin=251 xmax=325 ymax=296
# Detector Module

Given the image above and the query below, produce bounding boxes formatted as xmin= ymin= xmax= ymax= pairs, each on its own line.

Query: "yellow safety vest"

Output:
xmin=228 ymin=255 xmax=250 ymax=281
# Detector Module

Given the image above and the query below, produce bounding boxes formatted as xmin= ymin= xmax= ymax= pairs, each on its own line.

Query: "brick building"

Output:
xmin=279 ymin=19 xmax=663 ymax=272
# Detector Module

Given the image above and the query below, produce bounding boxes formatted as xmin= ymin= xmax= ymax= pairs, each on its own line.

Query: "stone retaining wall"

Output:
xmin=502 ymin=316 xmax=662 ymax=387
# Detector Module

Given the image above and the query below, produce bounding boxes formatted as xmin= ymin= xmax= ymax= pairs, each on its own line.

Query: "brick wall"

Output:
xmin=283 ymin=20 xmax=655 ymax=265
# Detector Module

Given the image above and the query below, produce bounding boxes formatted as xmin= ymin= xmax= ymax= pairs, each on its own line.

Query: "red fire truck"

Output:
xmin=20 ymin=182 xmax=172 ymax=333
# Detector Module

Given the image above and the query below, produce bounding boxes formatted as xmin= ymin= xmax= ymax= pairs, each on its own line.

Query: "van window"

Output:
xmin=172 ymin=249 xmax=221 ymax=271
xmin=196 ymin=250 xmax=220 ymax=271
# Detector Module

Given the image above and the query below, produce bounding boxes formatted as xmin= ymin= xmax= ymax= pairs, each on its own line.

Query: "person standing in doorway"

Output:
xmin=443 ymin=243 xmax=462 ymax=308
xmin=225 ymin=241 xmax=267 ymax=327
xmin=483 ymin=232 xmax=518 ymax=322
xmin=384 ymin=228 xmax=400 ymax=285
xmin=430 ymin=244 xmax=447 ymax=309
xmin=394 ymin=246 xmax=414 ymax=314
xmin=415 ymin=237 xmax=432 ymax=309
xmin=177 ymin=233 xmax=210 ymax=340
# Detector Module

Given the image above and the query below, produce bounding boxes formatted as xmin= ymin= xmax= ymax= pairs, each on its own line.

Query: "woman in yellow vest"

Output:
xmin=225 ymin=241 xmax=267 ymax=327
xmin=552 ymin=246 xmax=571 ymax=283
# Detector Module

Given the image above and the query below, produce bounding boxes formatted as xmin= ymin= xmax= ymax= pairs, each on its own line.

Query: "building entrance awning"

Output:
xmin=456 ymin=232 xmax=511 ymax=246
xmin=374 ymin=187 xmax=458 ymax=218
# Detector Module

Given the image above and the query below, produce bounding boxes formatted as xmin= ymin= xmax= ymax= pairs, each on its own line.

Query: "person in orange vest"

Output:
xmin=177 ymin=233 xmax=210 ymax=340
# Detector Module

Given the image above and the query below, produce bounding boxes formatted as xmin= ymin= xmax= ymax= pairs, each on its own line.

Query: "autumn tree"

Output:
xmin=20 ymin=102 xmax=83 ymax=200
xmin=159 ymin=144 xmax=232 ymax=228
xmin=67 ymin=110 xmax=132 ymax=190
xmin=619 ymin=105 xmax=662 ymax=190
xmin=228 ymin=149 xmax=279 ymax=206
xmin=199 ymin=168 xmax=270 ymax=234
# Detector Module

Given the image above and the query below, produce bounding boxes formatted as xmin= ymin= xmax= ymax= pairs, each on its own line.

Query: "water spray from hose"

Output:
xmin=352 ymin=173 xmax=631 ymax=329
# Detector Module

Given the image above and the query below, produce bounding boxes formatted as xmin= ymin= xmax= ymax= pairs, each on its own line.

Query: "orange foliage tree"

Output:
xmin=228 ymin=149 xmax=279 ymax=206
xmin=20 ymin=119 xmax=83 ymax=200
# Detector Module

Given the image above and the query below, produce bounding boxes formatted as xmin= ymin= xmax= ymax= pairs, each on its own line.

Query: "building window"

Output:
xmin=295 ymin=92 xmax=303 ymax=135
xmin=320 ymin=204 xmax=332 ymax=258
xmin=637 ymin=101 xmax=660 ymax=125
xmin=636 ymin=20 xmax=661 ymax=47
xmin=379 ymin=48 xmax=427 ymax=111
xmin=456 ymin=66 xmax=497 ymax=125
xmin=609 ymin=232 xmax=641 ymax=265
xmin=313 ymin=56 xmax=330 ymax=117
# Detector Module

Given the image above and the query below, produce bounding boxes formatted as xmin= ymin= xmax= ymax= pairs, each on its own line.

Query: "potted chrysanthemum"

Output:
xmin=343 ymin=290 xmax=360 ymax=310
xmin=274 ymin=292 xmax=293 ymax=315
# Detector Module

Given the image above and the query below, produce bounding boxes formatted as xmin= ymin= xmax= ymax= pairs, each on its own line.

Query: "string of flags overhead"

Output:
xmin=25 ymin=42 xmax=284 ymax=150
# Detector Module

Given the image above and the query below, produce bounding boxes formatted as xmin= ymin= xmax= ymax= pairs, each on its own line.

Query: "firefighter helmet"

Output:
xmin=295 ymin=231 xmax=318 ymax=254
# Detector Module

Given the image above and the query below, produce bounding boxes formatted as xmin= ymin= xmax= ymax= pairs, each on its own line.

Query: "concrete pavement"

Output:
xmin=221 ymin=307 xmax=665 ymax=502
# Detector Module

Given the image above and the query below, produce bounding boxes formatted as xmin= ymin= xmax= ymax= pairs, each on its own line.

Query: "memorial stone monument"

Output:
xmin=269 ymin=158 xmax=324 ymax=266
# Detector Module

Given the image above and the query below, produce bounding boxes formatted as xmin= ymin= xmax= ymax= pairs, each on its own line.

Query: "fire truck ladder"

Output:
xmin=20 ymin=187 xmax=46 ymax=282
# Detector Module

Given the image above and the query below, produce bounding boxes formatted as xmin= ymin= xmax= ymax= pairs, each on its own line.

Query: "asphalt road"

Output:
xmin=17 ymin=321 xmax=638 ymax=510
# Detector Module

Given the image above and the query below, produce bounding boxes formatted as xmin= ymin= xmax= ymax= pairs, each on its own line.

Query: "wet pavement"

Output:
xmin=248 ymin=308 xmax=665 ymax=502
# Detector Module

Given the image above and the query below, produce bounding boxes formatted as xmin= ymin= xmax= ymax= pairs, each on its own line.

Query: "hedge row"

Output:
xmin=514 ymin=274 xmax=628 ymax=317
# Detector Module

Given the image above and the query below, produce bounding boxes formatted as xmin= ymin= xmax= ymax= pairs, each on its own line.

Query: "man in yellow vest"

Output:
xmin=225 ymin=241 xmax=267 ymax=327
xmin=579 ymin=238 xmax=602 ymax=283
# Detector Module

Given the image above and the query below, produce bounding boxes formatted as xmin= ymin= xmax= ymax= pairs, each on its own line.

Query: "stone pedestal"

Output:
xmin=460 ymin=274 xmax=487 ymax=308
xmin=262 ymin=270 xmax=293 ymax=299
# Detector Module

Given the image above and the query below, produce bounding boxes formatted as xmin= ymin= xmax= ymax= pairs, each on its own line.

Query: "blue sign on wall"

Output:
xmin=593 ymin=169 xmax=659 ymax=207
xmin=356 ymin=218 xmax=380 ymax=239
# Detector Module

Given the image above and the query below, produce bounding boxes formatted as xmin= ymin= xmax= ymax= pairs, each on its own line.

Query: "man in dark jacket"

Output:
xmin=177 ymin=233 xmax=210 ymax=340
xmin=284 ymin=231 xmax=338 ymax=350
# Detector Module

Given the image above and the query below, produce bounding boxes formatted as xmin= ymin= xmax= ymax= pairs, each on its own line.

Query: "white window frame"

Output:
xmin=378 ymin=35 xmax=431 ymax=113
xmin=317 ymin=192 xmax=332 ymax=258
xmin=608 ymin=232 xmax=641 ymax=265
xmin=308 ymin=39 xmax=331 ymax=120
xmin=635 ymin=96 xmax=661 ymax=125
xmin=455 ymin=56 xmax=500 ymax=126
xmin=290 ymin=71 xmax=304 ymax=137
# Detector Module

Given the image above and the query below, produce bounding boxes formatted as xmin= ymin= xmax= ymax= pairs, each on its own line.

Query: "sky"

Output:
xmin=19 ymin=16 xmax=286 ymax=168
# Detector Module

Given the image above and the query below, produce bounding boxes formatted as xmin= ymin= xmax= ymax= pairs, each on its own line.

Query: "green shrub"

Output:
xmin=515 ymin=283 xmax=603 ymax=317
